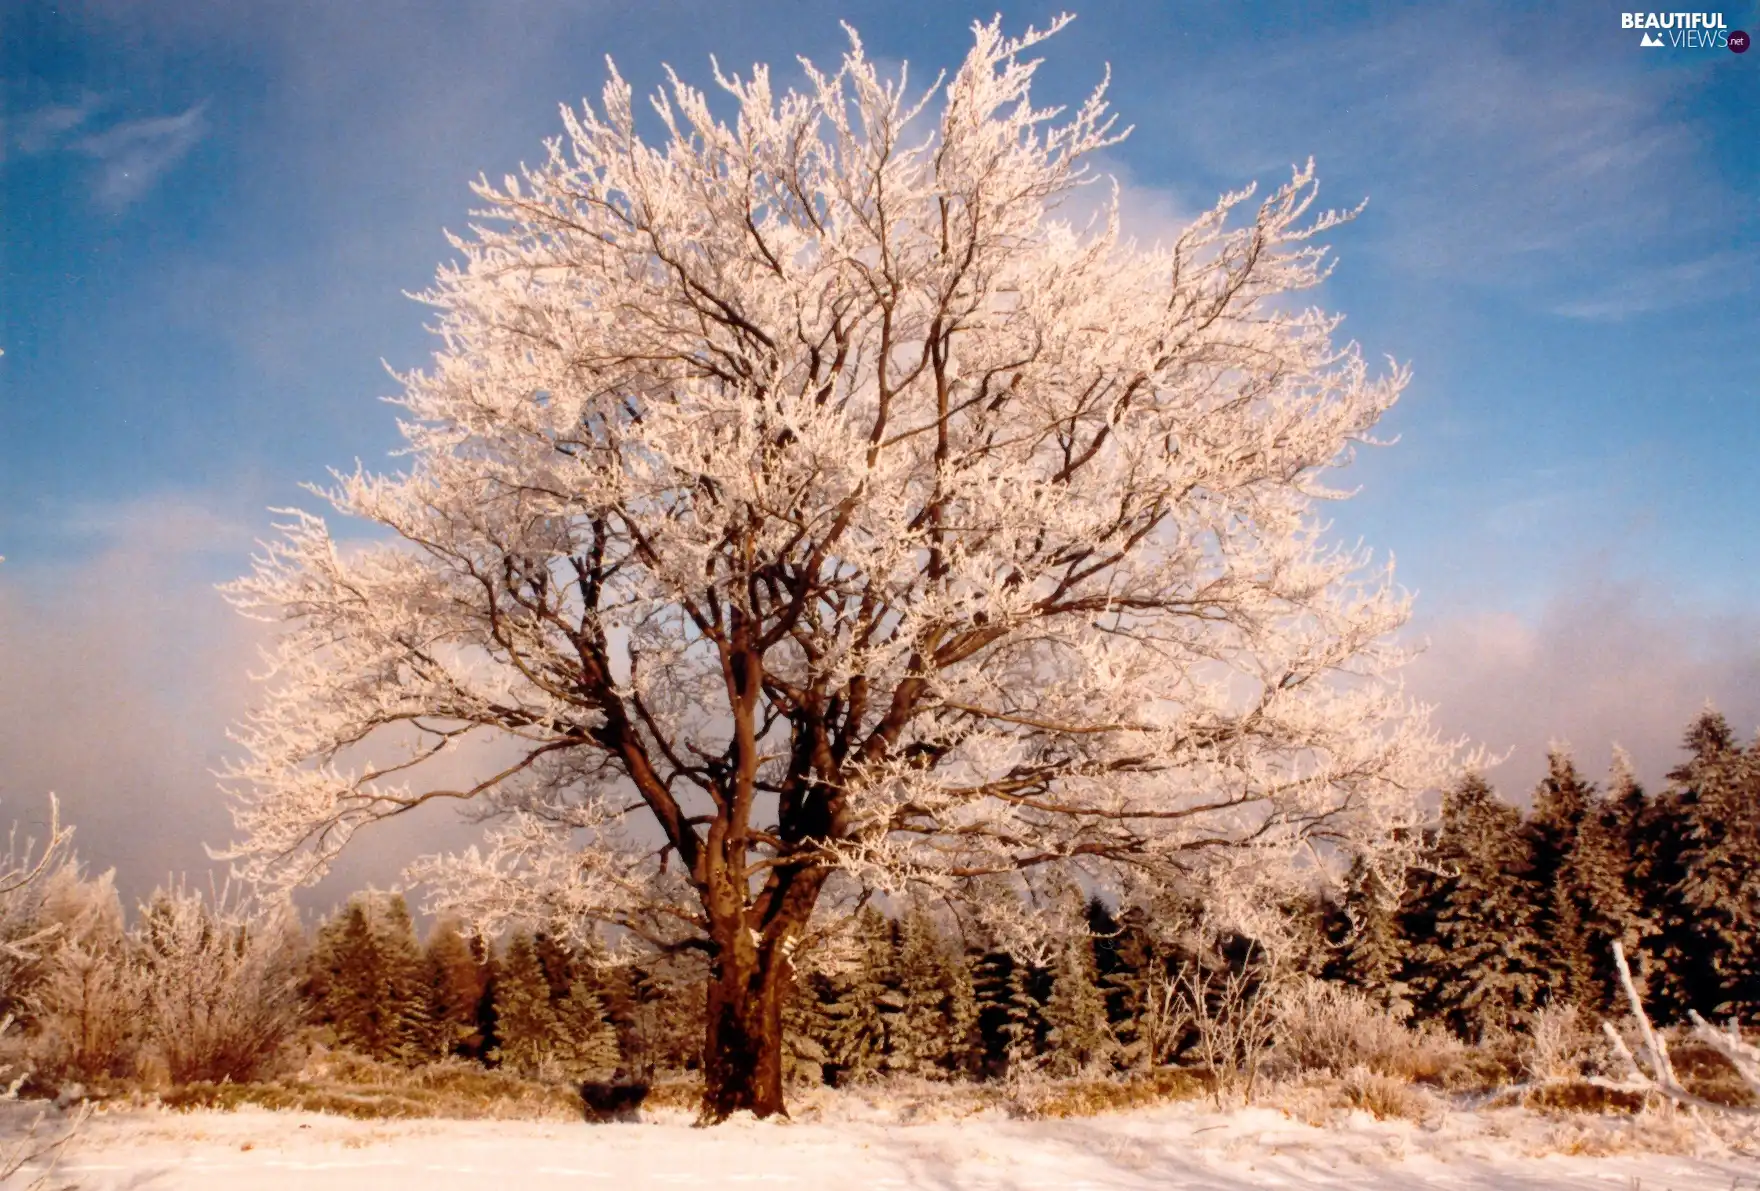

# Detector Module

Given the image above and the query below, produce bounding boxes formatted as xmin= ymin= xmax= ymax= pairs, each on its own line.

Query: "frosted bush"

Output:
xmin=1522 ymin=1003 xmax=1605 ymax=1083
xmin=25 ymin=868 xmax=145 ymax=1084
xmin=134 ymin=883 xmax=305 ymax=1085
xmin=1274 ymin=977 xmax=1462 ymax=1082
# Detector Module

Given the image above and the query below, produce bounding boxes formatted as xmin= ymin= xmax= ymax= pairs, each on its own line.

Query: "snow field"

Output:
xmin=11 ymin=1101 xmax=1756 ymax=1191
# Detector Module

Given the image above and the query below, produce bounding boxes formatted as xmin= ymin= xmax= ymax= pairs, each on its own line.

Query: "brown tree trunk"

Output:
xmin=700 ymin=928 xmax=788 ymax=1121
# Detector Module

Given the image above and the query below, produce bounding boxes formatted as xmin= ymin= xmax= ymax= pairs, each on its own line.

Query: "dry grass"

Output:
xmin=1269 ymin=1068 xmax=1440 ymax=1126
xmin=779 ymin=1069 xmax=1207 ymax=1124
xmin=159 ymin=1067 xmax=584 ymax=1122
xmin=1523 ymin=1080 xmax=1646 ymax=1114
xmin=1529 ymin=1107 xmax=1718 ymax=1158
xmin=1010 ymin=1069 xmax=1208 ymax=1119
xmin=1670 ymin=1035 xmax=1760 ymax=1110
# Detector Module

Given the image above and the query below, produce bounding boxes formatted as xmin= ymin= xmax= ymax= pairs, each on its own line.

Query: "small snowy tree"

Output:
xmin=218 ymin=15 xmax=1457 ymax=1117
xmin=26 ymin=868 xmax=146 ymax=1083
xmin=0 ymin=800 xmax=84 ymax=1186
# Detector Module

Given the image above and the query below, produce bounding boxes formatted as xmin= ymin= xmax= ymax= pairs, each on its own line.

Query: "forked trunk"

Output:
xmin=700 ymin=933 xmax=788 ymax=1121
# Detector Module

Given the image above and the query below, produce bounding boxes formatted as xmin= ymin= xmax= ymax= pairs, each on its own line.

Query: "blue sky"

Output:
xmin=2 ymin=0 xmax=1756 ymax=897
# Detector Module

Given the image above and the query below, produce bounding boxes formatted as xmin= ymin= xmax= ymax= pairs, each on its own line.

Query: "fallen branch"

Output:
xmin=1599 ymin=941 xmax=1759 ymax=1118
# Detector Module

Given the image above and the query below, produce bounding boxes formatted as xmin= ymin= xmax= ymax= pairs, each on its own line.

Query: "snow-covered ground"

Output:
xmin=9 ymin=1101 xmax=1756 ymax=1191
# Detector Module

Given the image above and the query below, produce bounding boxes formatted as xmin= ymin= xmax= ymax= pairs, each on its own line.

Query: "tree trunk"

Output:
xmin=700 ymin=931 xmax=788 ymax=1121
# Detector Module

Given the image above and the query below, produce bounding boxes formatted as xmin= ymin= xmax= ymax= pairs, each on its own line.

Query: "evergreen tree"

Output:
xmin=890 ymin=903 xmax=971 ymax=1078
xmin=818 ymin=907 xmax=893 ymax=1082
xmin=1525 ymin=748 xmax=1601 ymax=1005
xmin=491 ymin=931 xmax=560 ymax=1077
xmin=1000 ymin=956 xmax=1049 ymax=1075
xmin=1402 ymin=773 xmax=1547 ymax=1038
xmin=552 ymin=977 xmax=622 ymax=1080
xmin=783 ymin=967 xmax=835 ymax=1085
xmin=488 ymin=930 xmax=623 ymax=1078
xmin=308 ymin=893 xmax=428 ymax=1062
xmin=1094 ymin=906 xmax=1168 ymax=1070
xmin=1325 ymin=853 xmax=1412 ymax=1013
xmin=470 ymin=931 xmax=502 ymax=1064
xmin=942 ymin=939 xmax=982 ymax=1079
xmin=421 ymin=917 xmax=487 ymax=1060
xmin=1647 ymin=710 xmax=1760 ymax=1019
xmin=1043 ymin=923 xmax=1114 ymax=1074
xmin=622 ymin=960 xmax=704 ymax=1076
xmin=971 ymin=947 xmax=1016 ymax=1078
xmin=1524 ymin=749 xmax=1651 ymax=1013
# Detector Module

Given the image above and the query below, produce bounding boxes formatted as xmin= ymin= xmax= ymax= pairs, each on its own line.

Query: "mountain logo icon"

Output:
xmin=1640 ymin=31 xmax=1665 ymax=46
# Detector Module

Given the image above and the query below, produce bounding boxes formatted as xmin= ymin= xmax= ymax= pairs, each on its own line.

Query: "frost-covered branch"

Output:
xmin=1597 ymin=941 xmax=1760 ymax=1117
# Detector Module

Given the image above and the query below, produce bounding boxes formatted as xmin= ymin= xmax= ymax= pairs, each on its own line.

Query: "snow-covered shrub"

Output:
xmin=1275 ymin=977 xmax=1463 ymax=1082
xmin=0 ymin=809 xmax=75 ymax=1025
xmin=134 ymin=883 xmax=305 ymax=1085
xmin=1521 ymin=1003 xmax=1606 ymax=1083
xmin=25 ymin=868 xmax=145 ymax=1084
xmin=1177 ymin=946 xmax=1284 ymax=1107
xmin=0 ymin=798 xmax=84 ymax=1186
xmin=1338 ymin=1065 xmax=1438 ymax=1121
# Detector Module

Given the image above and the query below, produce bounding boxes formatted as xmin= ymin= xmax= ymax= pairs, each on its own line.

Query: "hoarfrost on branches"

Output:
xmin=216 ymin=13 xmax=1461 ymax=1114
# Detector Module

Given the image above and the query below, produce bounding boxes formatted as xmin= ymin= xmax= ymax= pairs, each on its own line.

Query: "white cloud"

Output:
xmin=72 ymin=101 xmax=209 ymax=209
xmin=1406 ymin=577 xmax=1760 ymax=801
xmin=0 ymin=492 xmax=493 ymax=913
xmin=7 ymin=94 xmax=106 ymax=156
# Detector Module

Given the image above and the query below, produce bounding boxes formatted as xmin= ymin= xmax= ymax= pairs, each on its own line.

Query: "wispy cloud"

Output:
xmin=7 ymin=93 xmax=106 ymax=157
xmin=1550 ymin=250 xmax=1760 ymax=321
xmin=1149 ymin=7 xmax=1752 ymax=319
xmin=72 ymin=101 xmax=210 ymax=208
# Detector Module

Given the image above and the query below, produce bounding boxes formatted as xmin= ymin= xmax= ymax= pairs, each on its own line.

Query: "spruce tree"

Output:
xmin=942 ymin=940 xmax=982 ymax=1079
xmin=1000 ymin=956 xmax=1049 ymax=1076
xmin=1095 ymin=906 xmax=1165 ymax=1070
xmin=1326 ymin=853 xmax=1411 ymax=1013
xmin=1650 ymin=710 xmax=1760 ymax=1018
xmin=783 ymin=967 xmax=835 ymax=1085
xmin=891 ymin=903 xmax=970 ymax=1078
xmin=1525 ymin=748 xmax=1600 ymax=1005
xmin=492 ymin=931 xmax=559 ymax=1077
xmin=971 ymin=947 xmax=1016 ymax=1078
xmin=1569 ymin=749 xmax=1661 ymax=1006
xmin=819 ymin=907 xmax=892 ymax=1082
xmin=308 ymin=893 xmax=428 ymax=1062
xmin=1402 ymin=773 xmax=1547 ymax=1038
xmin=552 ymin=977 xmax=622 ymax=1080
xmin=1043 ymin=924 xmax=1114 ymax=1075
xmin=421 ymin=917 xmax=487 ymax=1060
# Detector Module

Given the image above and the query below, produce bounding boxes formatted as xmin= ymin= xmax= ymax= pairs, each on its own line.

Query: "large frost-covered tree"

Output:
xmin=219 ymin=16 xmax=1456 ymax=1117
